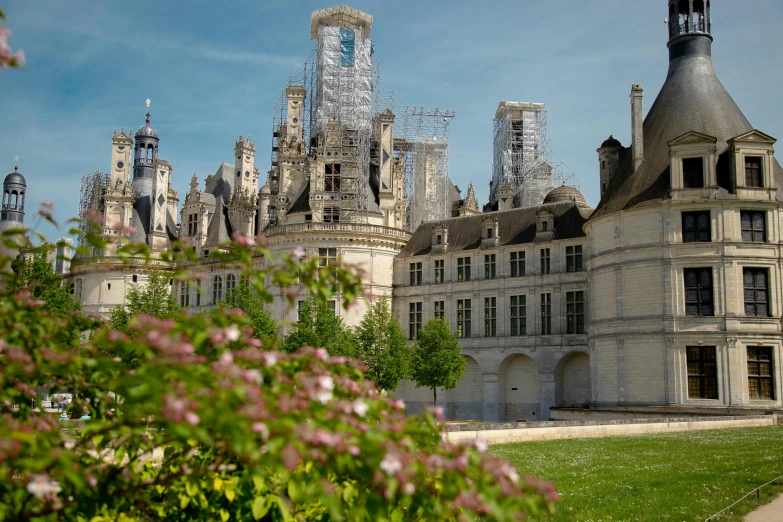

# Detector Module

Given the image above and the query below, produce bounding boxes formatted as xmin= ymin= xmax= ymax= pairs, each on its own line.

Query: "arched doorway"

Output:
xmin=444 ymin=355 xmax=483 ymax=421
xmin=499 ymin=354 xmax=540 ymax=422
xmin=555 ymin=352 xmax=591 ymax=407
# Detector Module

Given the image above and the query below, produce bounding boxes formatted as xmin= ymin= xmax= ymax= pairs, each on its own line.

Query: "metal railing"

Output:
xmin=264 ymin=222 xmax=411 ymax=240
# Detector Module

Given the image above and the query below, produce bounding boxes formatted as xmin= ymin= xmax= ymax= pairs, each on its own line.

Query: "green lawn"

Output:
xmin=490 ymin=426 xmax=783 ymax=521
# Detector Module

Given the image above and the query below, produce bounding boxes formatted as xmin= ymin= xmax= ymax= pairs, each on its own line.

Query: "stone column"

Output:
xmin=539 ymin=372 xmax=555 ymax=421
xmin=482 ymin=373 xmax=499 ymax=422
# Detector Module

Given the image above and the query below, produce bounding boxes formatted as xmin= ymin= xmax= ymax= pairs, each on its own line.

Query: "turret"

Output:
xmin=133 ymin=112 xmax=159 ymax=180
xmin=597 ymin=135 xmax=623 ymax=198
xmin=1 ymin=165 xmax=26 ymax=226
xmin=234 ymin=134 xmax=257 ymax=194
xmin=668 ymin=0 xmax=711 ymax=43
xmin=110 ymin=128 xmax=133 ymax=187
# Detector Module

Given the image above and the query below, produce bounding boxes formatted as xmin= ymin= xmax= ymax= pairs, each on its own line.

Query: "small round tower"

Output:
xmin=133 ymin=112 xmax=159 ymax=180
xmin=1 ymin=165 xmax=26 ymax=227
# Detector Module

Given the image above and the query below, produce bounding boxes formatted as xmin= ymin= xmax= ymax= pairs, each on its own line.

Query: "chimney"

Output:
xmin=630 ymin=84 xmax=644 ymax=171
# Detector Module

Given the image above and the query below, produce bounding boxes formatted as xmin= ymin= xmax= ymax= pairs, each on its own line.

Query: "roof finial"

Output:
xmin=14 ymin=155 xmax=18 ymax=170
xmin=145 ymin=98 xmax=151 ymax=123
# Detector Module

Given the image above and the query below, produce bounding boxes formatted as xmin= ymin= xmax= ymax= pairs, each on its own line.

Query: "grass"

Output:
xmin=490 ymin=426 xmax=783 ymax=522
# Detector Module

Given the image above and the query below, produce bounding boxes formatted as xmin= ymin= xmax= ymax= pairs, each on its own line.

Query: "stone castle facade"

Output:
xmin=50 ymin=1 xmax=783 ymax=421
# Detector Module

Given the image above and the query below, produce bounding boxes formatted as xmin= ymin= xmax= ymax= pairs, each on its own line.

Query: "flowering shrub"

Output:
xmin=0 ymin=213 xmax=558 ymax=521
xmin=0 ymin=10 xmax=25 ymax=69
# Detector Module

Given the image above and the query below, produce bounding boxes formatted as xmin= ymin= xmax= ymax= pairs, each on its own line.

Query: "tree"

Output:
xmin=109 ymin=270 xmax=181 ymax=331
xmin=218 ymin=279 xmax=277 ymax=340
xmin=354 ymin=296 xmax=410 ymax=391
xmin=282 ymin=297 xmax=358 ymax=358
xmin=410 ymin=317 xmax=467 ymax=406
xmin=7 ymin=243 xmax=81 ymax=318
xmin=0 ymin=222 xmax=558 ymax=521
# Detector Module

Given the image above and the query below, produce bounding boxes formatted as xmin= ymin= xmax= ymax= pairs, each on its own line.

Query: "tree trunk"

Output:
xmin=433 ymin=387 xmax=437 ymax=408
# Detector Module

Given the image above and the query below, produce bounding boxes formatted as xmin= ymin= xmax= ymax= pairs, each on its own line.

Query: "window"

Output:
xmin=180 ymin=285 xmax=190 ymax=307
xmin=457 ymin=257 xmax=471 ymax=282
xmin=409 ymin=302 xmax=422 ymax=340
xmin=323 ymin=207 xmax=340 ymax=223
xmin=325 ymin=163 xmax=341 ymax=191
xmin=434 ymin=259 xmax=444 ymax=284
xmin=297 ymin=300 xmax=306 ymax=322
xmin=319 ymin=248 xmax=337 ymax=267
xmin=748 ymin=346 xmax=775 ymax=400
xmin=684 ymin=268 xmax=713 ymax=316
xmin=566 ymin=291 xmax=585 ymax=334
xmin=434 ymin=300 xmax=445 ymax=319
xmin=435 ymin=234 xmax=442 ymax=245
xmin=741 ymin=211 xmax=765 ymax=243
xmin=339 ymin=27 xmax=355 ymax=67
xmin=409 ymin=262 xmax=422 ymax=286
xmin=682 ymin=157 xmax=704 ymax=188
xmin=484 ymin=254 xmax=496 ymax=279
xmin=74 ymin=279 xmax=83 ymax=300
xmin=213 ymin=275 xmax=223 ymax=304
xmin=187 ymin=213 xmax=198 ymax=236
xmin=743 ymin=268 xmax=769 ymax=317
xmin=682 ymin=211 xmax=711 ymax=243
xmin=132 ymin=274 xmax=138 ymax=283
xmin=327 ymin=300 xmax=336 ymax=313
xmin=540 ymin=293 xmax=552 ymax=335
xmin=456 ymin=299 xmax=471 ymax=338
xmin=510 ymin=295 xmax=526 ymax=336
xmin=195 ymin=281 xmax=201 ymax=306
xmin=687 ymin=346 xmax=718 ymax=399
xmin=745 ymin=156 xmax=763 ymax=187
xmin=226 ymin=274 xmax=236 ymax=294
xmin=540 ymin=248 xmax=551 ymax=275
xmin=484 ymin=297 xmax=497 ymax=337
xmin=566 ymin=245 xmax=583 ymax=272
xmin=107 ymin=283 xmax=111 ymax=290
xmin=510 ymin=251 xmax=525 ymax=277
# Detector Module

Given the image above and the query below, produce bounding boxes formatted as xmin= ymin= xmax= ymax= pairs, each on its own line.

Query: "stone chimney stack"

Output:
xmin=630 ymin=84 xmax=644 ymax=171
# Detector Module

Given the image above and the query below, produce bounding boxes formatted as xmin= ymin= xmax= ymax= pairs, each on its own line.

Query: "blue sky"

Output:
xmin=1 ymin=0 xmax=782 ymax=241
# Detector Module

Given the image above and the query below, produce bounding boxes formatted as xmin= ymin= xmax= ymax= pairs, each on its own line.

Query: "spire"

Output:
xmin=666 ymin=0 xmax=712 ymax=62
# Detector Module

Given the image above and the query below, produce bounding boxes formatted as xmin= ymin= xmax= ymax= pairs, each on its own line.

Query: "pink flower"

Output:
xmin=184 ymin=411 xmax=200 ymax=425
xmin=380 ymin=453 xmax=402 ymax=475
xmin=26 ymin=474 xmax=61 ymax=499
xmin=0 ymin=28 xmax=25 ymax=69
xmin=352 ymin=399 xmax=368 ymax=417
xmin=291 ymin=247 xmax=305 ymax=259
xmin=251 ymin=422 xmax=269 ymax=439
xmin=474 ymin=437 xmax=488 ymax=452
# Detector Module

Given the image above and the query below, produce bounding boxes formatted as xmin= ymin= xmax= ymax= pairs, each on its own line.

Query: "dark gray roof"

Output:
xmin=135 ymin=113 xmax=159 ymax=139
xmin=289 ymin=180 xmax=311 ymax=214
xmin=592 ymin=34 xmax=783 ymax=220
xmin=400 ymin=200 xmax=593 ymax=257
xmin=4 ymin=167 xmax=26 ymax=187
xmin=543 ymin=185 xmax=586 ymax=205
xmin=600 ymin=135 xmax=622 ymax=149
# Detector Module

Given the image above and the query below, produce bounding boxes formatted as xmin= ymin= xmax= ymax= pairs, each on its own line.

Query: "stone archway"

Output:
xmin=555 ymin=352 xmax=591 ymax=407
xmin=443 ymin=355 xmax=483 ymax=421
xmin=499 ymin=354 xmax=540 ymax=422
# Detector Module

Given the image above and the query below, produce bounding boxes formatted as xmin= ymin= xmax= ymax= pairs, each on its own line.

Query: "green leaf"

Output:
xmin=225 ymin=488 xmax=236 ymax=502
xmin=219 ymin=509 xmax=230 ymax=522
xmin=180 ymin=494 xmax=190 ymax=509
xmin=252 ymin=496 xmax=270 ymax=520
xmin=92 ymin=435 xmax=104 ymax=447
xmin=185 ymin=481 xmax=199 ymax=497
xmin=213 ymin=477 xmax=224 ymax=491
xmin=114 ymin=446 xmax=126 ymax=465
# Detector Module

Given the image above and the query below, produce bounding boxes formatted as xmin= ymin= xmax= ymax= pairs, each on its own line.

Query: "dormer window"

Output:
xmin=487 ymin=228 xmax=493 ymax=238
xmin=541 ymin=221 xmax=548 ymax=232
xmin=682 ymin=157 xmax=704 ymax=188
xmin=436 ymin=234 xmax=442 ymax=245
xmin=745 ymin=156 xmax=763 ymax=187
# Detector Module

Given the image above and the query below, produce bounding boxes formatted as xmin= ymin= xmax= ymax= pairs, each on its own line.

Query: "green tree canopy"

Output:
xmin=8 ymin=243 xmax=81 ymax=318
xmin=218 ymin=279 xmax=278 ymax=340
xmin=410 ymin=317 xmax=467 ymax=406
xmin=282 ymin=297 xmax=358 ymax=358
xmin=354 ymin=296 xmax=410 ymax=391
xmin=109 ymin=270 xmax=181 ymax=330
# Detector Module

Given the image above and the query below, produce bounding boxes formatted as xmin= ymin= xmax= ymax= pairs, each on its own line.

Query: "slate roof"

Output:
xmin=400 ymin=200 xmax=593 ymax=257
xmin=592 ymin=35 xmax=783 ymax=220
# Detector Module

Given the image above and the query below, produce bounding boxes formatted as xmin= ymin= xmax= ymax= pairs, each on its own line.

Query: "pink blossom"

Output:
xmin=184 ymin=411 xmax=200 ymax=425
xmin=402 ymin=483 xmax=415 ymax=495
xmin=291 ymin=247 xmax=305 ymax=259
xmin=352 ymin=399 xmax=368 ymax=417
xmin=0 ymin=28 xmax=25 ymax=68
xmin=474 ymin=437 xmax=488 ymax=452
xmin=347 ymin=445 xmax=360 ymax=456
xmin=251 ymin=422 xmax=269 ymax=439
xmin=380 ymin=453 xmax=402 ymax=475
xmin=26 ymin=474 xmax=61 ymax=499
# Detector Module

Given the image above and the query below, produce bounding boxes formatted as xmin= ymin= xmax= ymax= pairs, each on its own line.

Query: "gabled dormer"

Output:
xmin=480 ymin=216 xmax=499 ymax=249
xmin=728 ymin=130 xmax=777 ymax=200
xmin=668 ymin=131 xmax=718 ymax=199
xmin=535 ymin=209 xmax=554 ymax=242
xmin=431 ymin=223 xmax=448 ymax=254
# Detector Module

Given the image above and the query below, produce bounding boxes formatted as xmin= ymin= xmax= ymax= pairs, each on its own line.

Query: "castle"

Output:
xmin=2 ymin=1 xmax=776 ymax=421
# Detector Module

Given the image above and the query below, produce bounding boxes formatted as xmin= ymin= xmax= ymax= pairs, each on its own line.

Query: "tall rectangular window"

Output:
xmin=456 ymin=299 xmax=471 ymax=338
xmin=297 ymin=300 xmax=306 ymax=322
xmin=540 ymin=293 xmax=552 ymax=335
xmin=484 ymin=254 xmax=496 ymax=280
xmin=682 ymin=157 xmax=704 ymax=188
xmin=319 ymin=247 xmax=337 ymax=267
xmin=325 ymin=163 xmax=341 ymax=191
xmin=434 ymin=300 xmax=445 ymax=319
xmin=687 ymin=346 xmax=718 ymax=399
xmin=566 ymin=291 xmax=585 ymax=334
xmin=323 ymin=207 xmax=340 ymax=223
xmin=409 ymin=262 xmax=422 ymax=286
xmin=748 ymin=346 xmax=775 ymax=400
xmin=510 ymin=251 xmax=525 ymax=277
xmin=434 ymin=259 xmax=444 ymax=283
xmin=457 ymin=257 xmax=471 ymax=282
xmin=682 ymin=211 xmax=711 ymax=243
xmin=566 ymin=245 xmax=583 ymax=272
xmin=540 ymin=248 xmax=551 ymax=275
xmin=409 ymin=302 xmax=422 ymax=340
xmin=187 ymin=213 xmax=198 ymax=236
xmin=484 ymin=297 xmax=497 ymax=337
xmin=745 ymin=156 xmax=763 ymax=188
xmin=741 ymin=211 xmax=766 ymax=243
xmin=743 ymin=268 xmax=769 ymax=317
xmin=510 ymin=295 xmax=526 ymax=336
xmin=195 ymin=281 xmax=201 ymax=306
xmin=212 ymin=275 xmax=223 ymax=305
xmin=180 ymin=285 xmax=190 ymax=308
xmin=684 ymin=268 xmax=713 ymax=316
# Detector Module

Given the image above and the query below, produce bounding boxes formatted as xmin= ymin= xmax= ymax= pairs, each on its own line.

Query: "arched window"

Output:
xmin=213 ymin=275 xmax=223 ymax=304
xmin=226 ymin=274 xmax=236 ymax=295
xmin=2 ymin=192 xmax=6 ymax=206
xmin=11 ymin=192 xmax=18 ymax=209
xmin=19 ymin=193 xmax=25 ymax=211
xmin=146 ymin=145 xmax=152 ymax=164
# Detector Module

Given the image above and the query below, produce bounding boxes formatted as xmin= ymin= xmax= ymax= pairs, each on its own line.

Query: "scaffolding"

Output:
xmin=490 ymin=102 xmax=578 ymax=209
xmin=77 ymin=171 xmax=108 ymax=245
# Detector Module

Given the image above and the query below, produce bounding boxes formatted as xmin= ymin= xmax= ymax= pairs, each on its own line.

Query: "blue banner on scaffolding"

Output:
xmin=340 ymin=28 xmax=355 ymax=67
